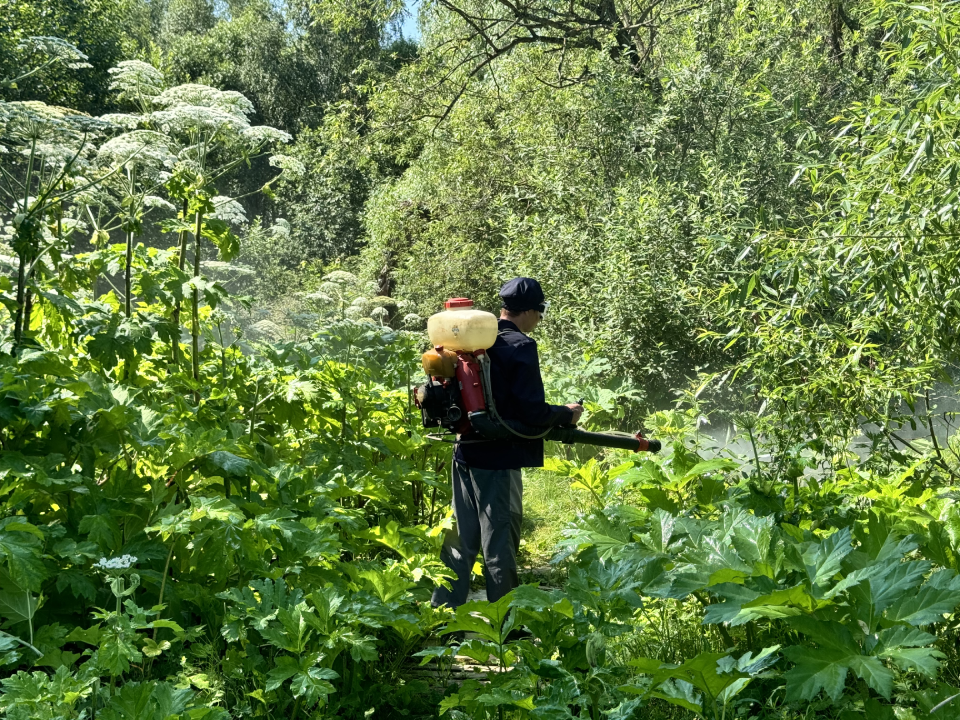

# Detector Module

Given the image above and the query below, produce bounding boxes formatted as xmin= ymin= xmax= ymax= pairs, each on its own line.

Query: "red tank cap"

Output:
xmin=444 ymin=297 xmax=474 ymax=309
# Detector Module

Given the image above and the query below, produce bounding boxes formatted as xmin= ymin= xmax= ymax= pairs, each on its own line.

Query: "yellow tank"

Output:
xmin=421 ymin=346 xmax=458 ymax=377
xmin=426 ymin=298 xmax=498 ymax=351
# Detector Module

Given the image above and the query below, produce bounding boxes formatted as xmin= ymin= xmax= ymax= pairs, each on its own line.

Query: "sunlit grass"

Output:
xmin=519 ymin=466 xmax=584 ymax=568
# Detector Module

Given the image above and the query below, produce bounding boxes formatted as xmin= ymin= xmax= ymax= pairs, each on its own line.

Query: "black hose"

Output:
xmin=469 ymin=353 xmax=659 ymax=452
xmin=477 ymin=354 xmax=550 ymax=439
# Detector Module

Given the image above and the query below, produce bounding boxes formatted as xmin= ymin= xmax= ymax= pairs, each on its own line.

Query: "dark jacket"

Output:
xmin=455 ymin=319 xmax=574 ymax=470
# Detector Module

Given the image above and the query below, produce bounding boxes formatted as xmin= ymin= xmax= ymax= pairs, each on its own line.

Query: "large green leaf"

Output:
xmin=265 ymin=655 xmax=300 ymax=692
xmin=291 ymin=665 xmax=338 ymax=706
xmin=879 ymin=647 xmax=943 ymax=677
xmin=202 ymin=218 xmax=240 ymax=261
xmin=476 ymin=689 xmax=536 ymax=710
xmin=97 ymin=629 xmax=142 ymax=676
xmin=443 ymin=594 xmax=514 ymax=644
xmin=679 ymin=459 xmax=740 ymax=484
xmin=726 ymin=585 xmax=820 ymax=625
xmin=863 ymin=560 xmax=930 ymax=615
xmin=924 ymin=522 xmax=959 ymax=571
xmin=702 ymin=584 xmax=763 ymax=624
xmin=443 ymin=605 xmax=505 ymax=644
xmin=0 ymin=594 xmax=39 ymax=635
xmin=102 ymin=680 xmax=154 ymax=718
xmin=78 ymin=514 xmax=122 ymax=553
xmin=782 ymin=646 xmax=851 ymax=701
xmin=649 ymin=679 xmax=702 ymax=714
xmin=797 ymin=527 xmax=854 ymax=588
xmin=644 ymin=510 xmax=677 ymax=553
xmin=357 ymin=567 xmax=415 ymax=604
xmin=847 ymin=655 xmax=894 ymax=699
xmin=0 ymin=521 xmax=46 ymax=591
xmin=787 ymin=617 xmax=857 ymax=653
xmin=207 ymin=451 xmax=252 ymax=477
xmin=913 ymin=683 xmax=960 ymax=716
xmin=0 ymin=571 xmax=40 ymax=627
xmin=876 ymin=624 xmax=935 ymax=650
xmin=630 ymin=651 xmax=750 ymax=703
xmin=729 ymin=513 xmax=775 ymax=566
xmin=886 ymin=570 xmax=960 ymax=625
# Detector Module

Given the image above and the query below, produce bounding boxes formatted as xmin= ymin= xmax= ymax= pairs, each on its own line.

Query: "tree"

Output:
xmin=158 ymin=0 xmax=394 ymax=133
xmin=358 ymin=0 xmax=879 ymax=401
xmin=704 ymin=0 xmax=960 ymax=461
xmin=0 ymin=99 xmax=116 ymax=350
xmin=0 ymin=0 xmax=141 ymax=113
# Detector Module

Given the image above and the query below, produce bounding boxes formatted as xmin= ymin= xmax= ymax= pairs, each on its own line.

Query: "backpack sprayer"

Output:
xmin=413 ymin=298 xmax=661 ymax=453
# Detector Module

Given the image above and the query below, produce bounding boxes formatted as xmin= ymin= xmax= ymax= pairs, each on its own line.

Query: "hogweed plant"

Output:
xmin=94 ymin=130 xmax=176 ymax=319
xmin=2 ymin=37 xmax=91 ymax=90
xmin=105 ymin=65 xmax=293 ymax=376
xmin=0 ymin=101 xmax=116 ymax=351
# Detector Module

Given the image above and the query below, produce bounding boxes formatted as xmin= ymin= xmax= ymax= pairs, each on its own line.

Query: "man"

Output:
xmin=431 ymin=277 xmax=583 ymax=608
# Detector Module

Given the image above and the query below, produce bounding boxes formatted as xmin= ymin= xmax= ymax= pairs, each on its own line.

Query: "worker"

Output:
xmin=431 ymin=277 xmax=583 ymax=608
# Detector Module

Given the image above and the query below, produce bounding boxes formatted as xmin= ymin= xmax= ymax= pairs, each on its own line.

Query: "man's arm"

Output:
xmin=509 ymin=341 xmax=577 ymax=427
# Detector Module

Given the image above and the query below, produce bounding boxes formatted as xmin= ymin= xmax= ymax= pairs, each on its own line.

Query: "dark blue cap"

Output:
xmin=499 ymin=277 xmax=545 ymax=311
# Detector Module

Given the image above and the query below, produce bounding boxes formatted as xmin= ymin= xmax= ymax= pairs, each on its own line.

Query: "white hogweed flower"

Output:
xmin=17 ymin=36 xmax=91 ymax=70
xmin=403 ymin=313 xmax=424 ymax=329
xmin=323 ymin=270 xmax=358 ymax=286
xmin=269 ymin=218 xmax=291 ymax=238
xmin=97 ymin=130 xmax=175 ymax=172
xmin=94 ymin=554 xmax=138 ymax=571
xmin=151 ymin=105 xmax=249 ymax=137
xmin=268 ymin=153 xmax=304 ymax=174
xmin=108 ymin=61 xmax=165 ymax=104
xmin=242 ymin=126 xmax=291 ymax=149
xmin=210 ymin=196 xmax=247 ymax=226
xmin=154 ymin=84 xmax=255 ymax=119
xmin=28 ymin=141 xmax=89 ymax=169
xmin=99 ymin=113 xmax=142 ymax=131
xmin=143 ymin=196 xmax=176 ymax=212
xmin=58 ymin=217 xmax=87 ymax=234
xmin=1 ymin=102 xmax=103 ymax=152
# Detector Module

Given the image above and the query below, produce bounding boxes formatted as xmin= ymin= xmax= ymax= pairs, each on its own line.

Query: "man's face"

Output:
xmin=518 ymin=308 xmax=542 ymax=333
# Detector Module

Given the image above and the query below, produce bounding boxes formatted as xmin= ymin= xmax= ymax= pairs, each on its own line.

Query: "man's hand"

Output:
xmin=566 ymin=403 xmax=584 ymax=425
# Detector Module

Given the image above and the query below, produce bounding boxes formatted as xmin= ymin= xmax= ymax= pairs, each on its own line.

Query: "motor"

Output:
xmin=413 ymin=298 xmax=661 ymax=453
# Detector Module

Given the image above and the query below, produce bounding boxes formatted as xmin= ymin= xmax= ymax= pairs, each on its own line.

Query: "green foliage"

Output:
xmin=703 ymin=0 xmax=960 ymax=459
xmin=9 ymin=0 xmax=960 ymax=717
xmin=0 ymin=73 xmax=451 ymax=712
xmin=0 ymin=0 xmax=138 ymax=113
xmin=536 ymin=443 xmax=960 ymax=718
xmin=0 ymin=291 xmax=453 ymax=715
xmin=161 ymin=0 xmax=330 ymax=132
xmin=357 ymin=0 xmax=884 ymax=404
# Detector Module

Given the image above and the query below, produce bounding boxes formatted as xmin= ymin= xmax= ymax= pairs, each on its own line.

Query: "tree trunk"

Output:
xmin=172 ymin=199 xmax=189 ymax=365
xmin=13 ymin=248 xmax=26 ymax=351
xmin=124 ymin=229 xmax=134 ymax=318
xmin=12 ymin=219 xmax=38 ymax=352
xmin=22 ymin=290 xmax=34 ymax=339
xmin=125 ymin=168 xmax=136 ymax=319
xmin=191 ymin=210 xmax=203 ymax=381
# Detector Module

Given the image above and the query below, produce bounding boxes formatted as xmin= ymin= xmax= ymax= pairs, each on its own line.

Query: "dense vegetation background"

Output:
xmin=5 ymin=0 xmax=960 ymax=716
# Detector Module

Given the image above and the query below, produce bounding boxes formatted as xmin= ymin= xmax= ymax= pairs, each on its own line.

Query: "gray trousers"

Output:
xmin=431 ymin=460 xmax=523 ymax=608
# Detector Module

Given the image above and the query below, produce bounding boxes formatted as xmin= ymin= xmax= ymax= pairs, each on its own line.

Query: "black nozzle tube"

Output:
xmin=546 ymin=426 xmax=661 ymax=453
xmin=467 ymin=411 xmax=660 ymax=453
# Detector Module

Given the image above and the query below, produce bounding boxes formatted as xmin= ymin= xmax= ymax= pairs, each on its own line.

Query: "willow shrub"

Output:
xmin=705 ymin=0 xmax=960 ymax=460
